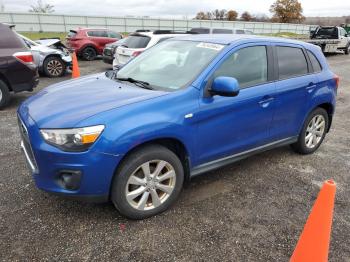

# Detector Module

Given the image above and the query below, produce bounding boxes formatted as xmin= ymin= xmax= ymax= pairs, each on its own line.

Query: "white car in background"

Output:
xmin=112 ymin=30 xmax=193 ymax=70
xmin=18 ymin=34 xmax=72 ymax=77
xmin=189 ymin=27 xmax=254 ymax=35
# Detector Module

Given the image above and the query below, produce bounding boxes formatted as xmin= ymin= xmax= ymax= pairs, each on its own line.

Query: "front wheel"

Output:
xmin=291 ymin=108 xmax=329 ymax=154
xmin=345 ymin=44 xmax=350 ymax=55
xmin=111 ymin=145 xmax=184 ymax=220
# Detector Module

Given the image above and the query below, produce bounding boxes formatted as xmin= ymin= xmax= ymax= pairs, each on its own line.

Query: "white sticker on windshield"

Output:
xmin=197 ymin=42 xmax=224 ymax=51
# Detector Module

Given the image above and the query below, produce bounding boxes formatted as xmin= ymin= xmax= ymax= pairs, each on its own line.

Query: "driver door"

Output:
xmin=195 ymin=44 xmax=276 ymax=166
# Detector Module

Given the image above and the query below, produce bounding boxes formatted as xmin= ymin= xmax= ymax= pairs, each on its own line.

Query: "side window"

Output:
xmin=108 ymin=31 xmax=121 ymax=39
xmin=340 ymin=28 xmax=347 ymax=36
xmin=88 ymin=31 xmax=108 ymax=37
xmin=307 ymin=50 xmax=322 ymax=73
xmin=277 ymin=46 xmax=308 ymax=79
xmin=87 ymin=31 xmax=96 ymax=37
xmin=212 ymin=29 xmax=233 ymax=34
xmin=213 ymin=46 xmax=268 ymax=88
xmin=236 ymin=30 xmax=245 ymax=34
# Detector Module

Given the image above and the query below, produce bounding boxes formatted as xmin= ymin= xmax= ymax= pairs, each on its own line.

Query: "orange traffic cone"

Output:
xmin=290 ymin=180 xmax=336 ymax=262
xmin=71 ymin=52 xmax=80 ymax=78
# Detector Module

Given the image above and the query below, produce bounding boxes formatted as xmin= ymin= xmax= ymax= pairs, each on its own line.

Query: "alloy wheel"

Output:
xmin=47 ymin=59 xmax=63 ymax=76
xmin=0 ymin=88 xmax=2 ymax=102
xmin=305 ymin=114 xmax=326 ymax=149
xmin=125 ymin=160 xmax=176 ymax=211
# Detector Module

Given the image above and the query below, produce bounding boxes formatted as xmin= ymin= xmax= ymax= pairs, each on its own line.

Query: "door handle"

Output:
xmin=306 ymin=82 xmax=317 ymax=93
xmin=258 ymin=96 xmax=274 ymax=108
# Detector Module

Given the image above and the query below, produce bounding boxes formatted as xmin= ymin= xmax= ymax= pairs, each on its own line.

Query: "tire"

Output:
xmin=81 ymin=47 xmax=97 ymax=61
xmin=43 ymin=56 xmax=66 ymax=77
xmin=111 ymin=145 xmax=184 ymax=220
xmin=291 ymin=108 xmax=329 ymax=155
xmin=0 ymin=79 xmax=11 ymax=109
xmin=345 ymin=44 xmax=350 ymax=55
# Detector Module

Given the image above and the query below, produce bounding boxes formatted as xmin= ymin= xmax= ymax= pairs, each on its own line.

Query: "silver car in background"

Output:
xmin=18 ymin=34 xmax=72 ymax=77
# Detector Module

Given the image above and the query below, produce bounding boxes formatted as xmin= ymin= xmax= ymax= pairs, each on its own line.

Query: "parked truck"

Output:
xmin=306 ymin=26 xmax=350 ymax=54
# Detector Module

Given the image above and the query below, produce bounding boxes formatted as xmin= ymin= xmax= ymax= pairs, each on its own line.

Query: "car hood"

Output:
xmin=35 ymin=39 xmax=61 ymax=46
xmin=22 ymin=73 xmax=168 ymax=128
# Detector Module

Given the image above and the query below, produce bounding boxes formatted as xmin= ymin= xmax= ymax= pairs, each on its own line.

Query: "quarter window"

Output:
xmin=277 ymin=46 xmax=308 ymax=79
xmin=307 ymin=50 xmax=322 ymax=73
xmin=212 ymin=29 xmax=233 ymax=34
xmin=213 ymin=46 xmax=268 ymax=88
xmin=108 ymin=31 xmax=122 ymax=39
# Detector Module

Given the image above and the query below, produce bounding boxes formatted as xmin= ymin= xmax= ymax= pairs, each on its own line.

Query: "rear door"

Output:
xmin=269 ymin=44 xmax=318 ymax=140
xmin=87 ymin=31 xmax=108 ymax=53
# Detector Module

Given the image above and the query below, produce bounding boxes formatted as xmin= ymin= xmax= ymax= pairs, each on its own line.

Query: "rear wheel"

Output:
xmin=111 ymin=145 xmax=184 ymax=220
xmin=291 ymin=108 xmax=329 ymax=154
xmin=81 ymin=47 xmax=97 ymax=61
xmin=0 ymin=80 xmax=11 ymax=109
xmin=43 ymin=56 xmax=66 ymax=77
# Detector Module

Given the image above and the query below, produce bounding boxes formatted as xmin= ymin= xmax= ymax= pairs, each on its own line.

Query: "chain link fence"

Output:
xmin=0 ymin=12 xmax=316 ymax=35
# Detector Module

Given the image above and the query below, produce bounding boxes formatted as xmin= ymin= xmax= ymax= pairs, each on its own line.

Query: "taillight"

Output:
xmin=132 ymin=51 xmax=142 ymax=57
xmin=334 ymin=74 xmax=339 ymax=89
xmin=13 ymin=52 xmax=34 ymax=64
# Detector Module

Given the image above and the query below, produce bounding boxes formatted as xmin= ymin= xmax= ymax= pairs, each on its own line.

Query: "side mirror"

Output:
xmin=209 ymin=76 xmax=240 ymax=97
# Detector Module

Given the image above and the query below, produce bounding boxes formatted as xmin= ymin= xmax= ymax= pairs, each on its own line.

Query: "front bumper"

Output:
xmin=17 ymin=110 xmax=122 ymax=202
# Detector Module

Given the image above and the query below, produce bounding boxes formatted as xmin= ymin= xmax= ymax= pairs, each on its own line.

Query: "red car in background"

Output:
xmin=66 ymin=28 xmax=123 ymax=60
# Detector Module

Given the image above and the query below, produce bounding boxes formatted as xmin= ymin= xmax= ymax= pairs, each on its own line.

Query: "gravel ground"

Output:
xmin=0 ymin=55 xmax=349 ymax=261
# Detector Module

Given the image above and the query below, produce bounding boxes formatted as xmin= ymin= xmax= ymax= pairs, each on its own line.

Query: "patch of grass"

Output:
xmin=262 ymin=32 xmax=308 ymax=39
xmin=20 ymin=32 xmax=67 ymax=41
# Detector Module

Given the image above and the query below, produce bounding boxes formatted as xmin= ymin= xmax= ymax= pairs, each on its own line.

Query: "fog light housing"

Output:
xmin=57 ymin=170 xmax=82 ymax=190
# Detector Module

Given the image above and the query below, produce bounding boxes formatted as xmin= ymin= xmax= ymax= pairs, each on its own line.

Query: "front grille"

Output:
xmin=18 ymin=116 xmax=39 ymax=173
xmin=104 ymin=48 xmax=112 ymax=56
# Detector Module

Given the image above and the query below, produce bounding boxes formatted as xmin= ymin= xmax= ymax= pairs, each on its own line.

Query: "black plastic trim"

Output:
xmin=190 ymin=137 xmax=298 ymax=177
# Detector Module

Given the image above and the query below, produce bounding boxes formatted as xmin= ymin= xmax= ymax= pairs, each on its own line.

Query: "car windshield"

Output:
xmin=116 ymin=40 xmax=225 ymax=91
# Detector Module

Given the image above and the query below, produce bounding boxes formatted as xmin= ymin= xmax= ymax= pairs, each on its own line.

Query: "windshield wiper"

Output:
xmin=115 ymin=77 xmax=153 ymax=90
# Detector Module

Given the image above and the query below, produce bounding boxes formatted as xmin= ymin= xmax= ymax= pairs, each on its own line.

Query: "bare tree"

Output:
xmin=29 ymin=0 xmax=54 ymax=13
xmin=211 ymin=9 xmax=227 ymax=20
xmin=241 ymin=11 xmax=252 ymax=21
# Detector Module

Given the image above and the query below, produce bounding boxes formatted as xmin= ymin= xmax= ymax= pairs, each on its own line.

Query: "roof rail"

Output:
xmin=153 ymin=30 xmax=197 ymax=35
xmin=135 ymin=29 xmax=151 ymax=32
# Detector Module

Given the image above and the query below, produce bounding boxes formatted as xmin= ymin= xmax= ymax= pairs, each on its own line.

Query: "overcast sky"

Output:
xmin=1 ymin=0 xmax=350 ymax=18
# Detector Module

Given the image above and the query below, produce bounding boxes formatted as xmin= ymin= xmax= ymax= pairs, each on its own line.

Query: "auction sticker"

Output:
xmin=197 ymin=42 xmax=224 ymax=51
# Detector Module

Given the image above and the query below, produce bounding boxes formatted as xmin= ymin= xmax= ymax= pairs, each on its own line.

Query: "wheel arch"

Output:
xmin=79 ymin=44 xmax=98 ymax=55
xmin=317 ymin=102 xmax=334 ymax=132
xmin=109 ymin=137 xmax=191 ymax=198
xmin=0 ymin=72 xmax=12 ymax=91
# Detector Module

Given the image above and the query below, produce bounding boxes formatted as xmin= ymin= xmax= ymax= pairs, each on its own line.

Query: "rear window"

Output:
xmin=87 ymin=31 xmax=108 ymax=37
xmin=123 ymin=35 xmax=151 ymax=48
xmin=212 ymin=29 xmax=233 ymax=34
xmin=67 ymin=30 xmax=77 ymax=38
xmin=314 ymin=27 xmax=337 ymax=38
xmin=236 ymin=30 xmax=245 ymax=34
xmin=307 ymin=50 xmax=322 ymax=73
xmin=277 ymin=46 xmax=308 ymax=79
xmin=0 ymin=24 xmax=26 ymax=49
xmin=190 ymin=28 xmax=210 ymax=34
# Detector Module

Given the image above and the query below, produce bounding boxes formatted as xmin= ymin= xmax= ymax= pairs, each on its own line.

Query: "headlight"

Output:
xmin=40 ymin=125 xmax=105 ymax=152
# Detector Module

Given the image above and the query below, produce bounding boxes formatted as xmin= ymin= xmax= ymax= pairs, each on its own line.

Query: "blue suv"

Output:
xmin=18 ymin=35 xmax=338 ymax=219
